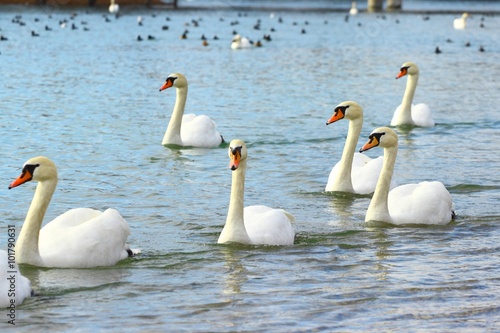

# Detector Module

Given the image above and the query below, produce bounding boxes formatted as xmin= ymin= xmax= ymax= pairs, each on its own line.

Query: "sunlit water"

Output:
xmin=0 ymin=1 xmax=499 ymax=331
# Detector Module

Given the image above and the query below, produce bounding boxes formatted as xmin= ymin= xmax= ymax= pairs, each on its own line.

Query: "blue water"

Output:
xmin=0 ymin=1 xmax=499 ymax=331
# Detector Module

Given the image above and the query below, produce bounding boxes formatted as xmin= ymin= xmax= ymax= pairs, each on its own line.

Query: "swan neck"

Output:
xmin=219 ymin=159 xmax=252 ymax=244
xmin=332 ymin=118 xmax=362 ymax=192
xmin=16 ymin=179 xmax=57 ymax=265
xmin=162 ymin=86 xmax=187 ymax=146
xmin=401 ymin=74 xmax=418 ymax=115
xmin=365 ymin=145 xmax=397 ymax=223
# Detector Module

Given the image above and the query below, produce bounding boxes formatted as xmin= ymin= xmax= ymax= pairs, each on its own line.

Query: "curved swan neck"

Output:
xmin=16 ymin=179 xmax=57 ymax=265
xmin=332 ymin=118 xmax=362 ymax=192
xmin=162 ymin=85 xmax=188 ymax=146
xmin=365 ymin=144 xmax=397 ymax=223
xmin=399 ymin=73 xmax=419 ymax=123
xmin=219 ymin=159 xmax=252 ymax=244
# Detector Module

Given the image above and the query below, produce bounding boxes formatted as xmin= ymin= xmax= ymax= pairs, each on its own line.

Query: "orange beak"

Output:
xmin=359 ymin=136 xmax=380 ymax=153
xmin=326 ymin=108 xmax=345 ymax=125
xmin=396 ymin=67 xmax=408 ymax=79
xmin=9 ymin=169 xmax=33 ymax=189
xmin=159 ymin=80 xmax=173 ymax=91
xmin=229 ymin=149 xmax=241 ymax=170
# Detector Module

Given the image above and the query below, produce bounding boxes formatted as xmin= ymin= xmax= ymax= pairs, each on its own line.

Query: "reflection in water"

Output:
xmin=165 ymin=145 xmax=223 ymax=157
xmin=221 ymin=247 xmax=248 ymax=296
xmin=369 ymin=228 xmax=392 ymax=282
xmin=393 ymin=125 xmax=415 ymax=149
xmin=328 ymin=192 xmax=356 ymax=221
xmin=20 ymin=265 xmax=132 ymax=296
xmin=326 ymin=192 xmax=367 ymax=226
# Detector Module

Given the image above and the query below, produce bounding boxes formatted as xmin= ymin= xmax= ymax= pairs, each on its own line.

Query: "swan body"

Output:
xmin=0 ymin=250 xmax=32 ymax=307
xmin=325 ymin=101 xmax=392 ymax=194
xmin=231 ymin=34 xmax=252 ymax=49
xmin=453 ymin=13 xmax=468 ymax=30
xmin=349 ymin=1 xmax=358 ymax=15
xmin=159 ymin=73 xmax=223 ymax=148
xmin=391 ymin=62 xmax=435 ymax=127
xmin=9 ymin=156 xmax=136 ymax=268
xmin=218 ymin=140 xmax=295 ymax=245
xmin=109 ymin=0 xmax=119 ymax=14
xmin=360 ymin=127 xmax=454 ymax=225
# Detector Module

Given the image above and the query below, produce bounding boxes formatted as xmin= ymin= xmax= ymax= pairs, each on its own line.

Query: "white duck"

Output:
xmin=453 ymin=12 xmax=468 ymax=30
xmin=218 ymin=139 xmax=295 ymax=245
xmin=9 ymin=156 xmax=137 ymax=268
xmin=391 ymin=62 xmax=435 ymax=127
xmin=0 ymin=250 xmax=32 ymax=307
xmin=159 ymin=73 xmax=224 ymax=148
xmin=325 ymin=101 xmax=391 ymax=195
xmin=231 ymin=34 xmax=252 ymax=49
xmin=108 ymin=0 xmax=119 ymax=14
xmin=349 ymin=1 xmax=358 ymax=15
xmin=359 ymin=127 xmax=455 ymax=225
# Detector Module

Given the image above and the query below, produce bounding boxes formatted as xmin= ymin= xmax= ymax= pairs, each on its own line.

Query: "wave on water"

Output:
xmin=448 ymin=183 xmax=500 ymax=193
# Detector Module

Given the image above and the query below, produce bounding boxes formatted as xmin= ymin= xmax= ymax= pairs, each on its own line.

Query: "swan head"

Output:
xmin=396 ymin=62 xmax=419 ymax=79
xmin=326 ymin=100 xmax=362 ymax=125
xmin=9 ymin=156 xmax=57 ymax=189
xmin=232 ymin=34 xmax=242 ymax=43
xmin=159 ymin=73 xmax=187 ymax=91
xmin=462 ymin=12 xmax=469 ymax=19
xmin=228 ymin=139 xmax=247 ymax=171
xmin=359 ymin=127 xmax=398 ymax=153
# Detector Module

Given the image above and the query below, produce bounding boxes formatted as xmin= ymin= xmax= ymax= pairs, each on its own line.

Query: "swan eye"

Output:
xmin=230 ymin=146 xmax=242 ymax=156
xmin=368 ymin=132 xmax=385 ymax=146
xmin=22 ymin=163 xmax=39 ymax=173
xmin=336 ymin=105 xmax=349 ymax=115
xmin=371 ymin=132 xmax=385 ymax=143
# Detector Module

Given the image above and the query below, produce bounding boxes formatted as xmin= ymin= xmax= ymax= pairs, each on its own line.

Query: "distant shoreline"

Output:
xmin=0 ymin=2 xmax=498 ymax=15
xmin=0 ymin=0 xmax=166 ymax=6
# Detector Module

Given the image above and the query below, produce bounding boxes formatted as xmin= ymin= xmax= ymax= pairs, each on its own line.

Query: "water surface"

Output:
xmin=0 ymin=1 xmax=499 ymax=332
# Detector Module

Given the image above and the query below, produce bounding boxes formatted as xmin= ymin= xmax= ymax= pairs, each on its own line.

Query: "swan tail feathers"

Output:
xmin=412 ymin=103 xmax=435 ymax=127
xmin=281 ymin=210 xmax=296 ymax=224
xmin=127 ymin=247 xmax=141 ymax=257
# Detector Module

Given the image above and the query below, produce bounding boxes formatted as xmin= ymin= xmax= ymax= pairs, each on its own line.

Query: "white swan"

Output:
xmin=391 ymin=62 xmax=435 ymax=127
xmin=349 ymin=1 xmax=358 ymax=15
xmin=325 ymin=101 xmax=392 ymax=194
xmin=109 ymin=0 xmax=119 ymax=14
xmin=159 ymin=73 xmax=224 ymax=148
xmin=0 ymin=250 xmax=32 ymax=307
xmin=359 ymin=127 xmax=455 ymax=225
xmin=218 ymin=139 xmax=295 ymax=245
xmin=231 ymin=34 xmax=252 ymax=49
xmin=8 ymin=156 xmax=137 ymax=268
xmin=453 ymin=12 xmax=468 ymax=30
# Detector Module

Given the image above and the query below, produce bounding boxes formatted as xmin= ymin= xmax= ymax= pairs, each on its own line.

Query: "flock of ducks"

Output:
xmin=2 ymin=4 xmax=477 ymax=308
xmin=435 ymin=12 xmax=488 ymax=54
xmin=0 ymin=6 xmax=487 ymax=56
